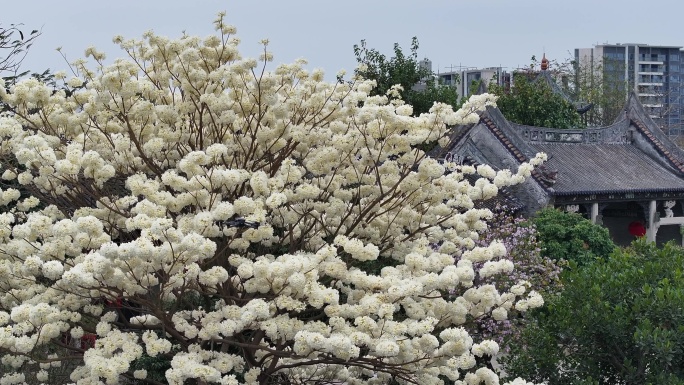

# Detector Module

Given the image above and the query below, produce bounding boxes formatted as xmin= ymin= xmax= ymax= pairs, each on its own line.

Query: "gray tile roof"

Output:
xmin=439 ymin=92 xmax=684 ymax=205
xmin=531 ymin=143 xmax=684 ymax=195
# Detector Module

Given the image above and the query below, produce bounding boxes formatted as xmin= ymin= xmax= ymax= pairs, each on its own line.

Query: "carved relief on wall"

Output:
xmin=444 ymin=152 xmax=465 ymax=164
xmin=545 ymin=132 xmax=584 ymax=143
xmin=565 ymin=204 xmax=580 ymax=213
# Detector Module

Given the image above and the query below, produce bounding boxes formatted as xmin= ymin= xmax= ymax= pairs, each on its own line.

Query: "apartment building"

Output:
xmin=438 ymin=66 xmax=508 ymax=100
xmin=575 ymin=43 xmax=683 ymax=136
xmin=417 ymin=59 xmax=508 ymax=100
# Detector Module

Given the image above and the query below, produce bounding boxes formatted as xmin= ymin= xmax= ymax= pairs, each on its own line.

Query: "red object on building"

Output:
xmin=541 ymin=53 xmax=549 ymax=71
xmin=105 ymin=297 xmax=122 ymax=308
xmin=63 ymin=331 xmax=97 ymax=352
xmin=628 ymin=221 xmax=646 ymax=237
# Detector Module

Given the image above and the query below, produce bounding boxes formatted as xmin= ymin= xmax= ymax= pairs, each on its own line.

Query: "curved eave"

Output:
xmin=553 ymin=187 xmax=684 ymax=196
xmin=576 ymin=102 xmax=594 ymax=115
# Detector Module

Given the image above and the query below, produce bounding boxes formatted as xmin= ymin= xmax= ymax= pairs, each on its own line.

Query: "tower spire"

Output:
xmin=541 ymin=53 xmax=549 ymax=71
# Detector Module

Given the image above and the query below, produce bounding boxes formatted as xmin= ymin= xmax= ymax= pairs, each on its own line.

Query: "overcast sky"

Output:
xmin=4 ymin=0 xmax=684 ymax=81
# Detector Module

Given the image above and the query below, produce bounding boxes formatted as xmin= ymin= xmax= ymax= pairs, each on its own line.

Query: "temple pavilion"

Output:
xmin=437 ymin=92 xmax=684 ymax=246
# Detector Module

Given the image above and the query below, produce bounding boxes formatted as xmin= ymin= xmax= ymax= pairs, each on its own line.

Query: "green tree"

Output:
xmin=490 ymin=72 xmax=584 ymax=129
xmin=0 ymin=23 xmax=59 ymax=113
xmin=531 ymin=207 xmax=615 ymax=266
xmin=503 ymin=240 xmax=684 ymax=384
xmin=0 ymin=23 xmax=48 ymax=214
xmin=353 ymin=37 xmax=459 ymax=115
xmin=569 ymin=56 xmax=628 ymax=128
xmin=520 ymin=55 xmax=627 ymax=128
xmin=0 ymin=23 xmax=41 ymax=84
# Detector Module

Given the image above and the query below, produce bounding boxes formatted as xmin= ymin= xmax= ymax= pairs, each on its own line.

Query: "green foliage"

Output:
xmin=490 ymin=73 xmax=584 ymax=129
xmin=131 ymin=353 xmax=172 ymax=383
xmin=570 ymin=57 xmax=628 ymax=128
xmin=531 ymin=207 xmax=615 ymax=266
xmin=353 ymin=37 xmax=459 ymax=115
xmin=503 ymin=240 xmax=684 ymax=384
xmin=1 ymin=24 xmax=50 ymax=113
xmin=478 ymin=207 xmax=562 ymax=292
xmin=0 ymin=24 xmax=83 ymax=217
xmin=0 ymin=23 xmax=40 ymax=79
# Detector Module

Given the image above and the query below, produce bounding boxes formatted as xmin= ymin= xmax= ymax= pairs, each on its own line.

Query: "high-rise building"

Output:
xmin=436 ymin=66 xmax=508 ymax=100
xmin=575 ymin=43 xmax=683 ymax=136
xmin=413 ymin=60 xmax=509 ymax=100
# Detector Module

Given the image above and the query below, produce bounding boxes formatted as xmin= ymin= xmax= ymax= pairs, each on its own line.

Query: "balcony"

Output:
xmin=639 ymin=54 xmax=667 ymax=63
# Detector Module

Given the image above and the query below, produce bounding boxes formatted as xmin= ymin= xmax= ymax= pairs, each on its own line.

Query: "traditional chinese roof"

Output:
xmin=530 ymin=143 xmax=684 ymax=195
xmin=435 ymin=92 xmax=684 ymax=212
xmin=457 ymin=156 xmax=526 ymax=213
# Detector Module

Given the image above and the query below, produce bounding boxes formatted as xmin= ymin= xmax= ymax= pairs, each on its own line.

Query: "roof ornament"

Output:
xmin=664 ymin=200 xmax=676 ymax=218
xmin=532 ymin=52 xmax=593 ymax=115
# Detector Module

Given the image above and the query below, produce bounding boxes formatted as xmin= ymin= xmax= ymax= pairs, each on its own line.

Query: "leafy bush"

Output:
xmin=353 ymin=37 xmax=460 ymax=116
xmin=490 ymin=73 xmax=584 ymax=129
xmin=531 ymin=207 xmax=615 ymax=266
xmin=503 ymin=240 xmax=684 ymax=384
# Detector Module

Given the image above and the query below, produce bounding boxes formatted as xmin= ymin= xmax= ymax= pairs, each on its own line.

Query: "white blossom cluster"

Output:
xmin=0 ymin=12 xmax=544 ymax=385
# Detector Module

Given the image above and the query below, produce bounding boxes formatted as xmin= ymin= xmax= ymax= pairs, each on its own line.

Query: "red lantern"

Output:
xmin=628 ymin=221 xmax=646 ymax=237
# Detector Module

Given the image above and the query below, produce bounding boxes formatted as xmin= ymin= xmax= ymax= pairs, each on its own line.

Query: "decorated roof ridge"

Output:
xmin=481 ymin=106 xmax=543 ymax=158
xmin=434 ymin=107 xmax=557 ymax=191
xmin=623 ymin=91 xmax=684 ymax=173
xmin=430 ymin=123 xmax=475 ymax=162
xmin=479 ymin=108 xmax=557 ymax=190
xmin=426 ymin=125 xmax=526 ymax=212
xmin=482 ymin=116 xmax=528 ymax=163
xmin=455 ymin=155 xmax=525 ymax=212
xmin=553 ymin=186 xmax=684 ymax=196
xmin=431 ymin=106 xmax=526 ymax=160
xmin=533 ymin=71 xmax=570 ymax=101
xmin=631 ymin=119 xmax=684 ymax=173
xmin=509 ymin=115 xmax=630 ymax=137
xmin=446 ymin=124 xmax=474 ymax=151
xmin=531 ymin=70 xmax=592 ymax=114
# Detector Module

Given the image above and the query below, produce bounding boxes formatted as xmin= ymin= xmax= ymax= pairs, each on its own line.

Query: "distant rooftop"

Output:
xmin=587 ymin=42 xmax=683 ymax=49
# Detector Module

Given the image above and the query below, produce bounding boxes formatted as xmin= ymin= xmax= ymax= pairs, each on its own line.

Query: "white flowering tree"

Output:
xmin=0 ymin=13 xmax=544 ymax=385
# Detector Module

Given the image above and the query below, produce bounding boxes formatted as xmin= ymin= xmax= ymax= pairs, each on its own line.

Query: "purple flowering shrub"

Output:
xmin=462 ymin=206 xmax=562 ymax=346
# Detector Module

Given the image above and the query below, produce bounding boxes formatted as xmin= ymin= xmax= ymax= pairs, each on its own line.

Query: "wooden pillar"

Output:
xmin=647 ymin=200 xmax=657 ymax=242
